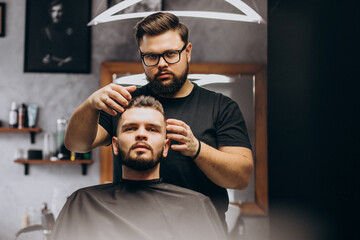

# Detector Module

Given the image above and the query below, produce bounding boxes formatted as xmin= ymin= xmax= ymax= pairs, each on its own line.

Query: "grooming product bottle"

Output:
xmin=56 ymin=118 xmax=70 ymax=159
xmin=9 ymin=101 xmax=18 ymax=128
xmin=21 ymin=209 xmax=29 ymax=228
xmin=18 ymin=103 xmax=27 ymax=129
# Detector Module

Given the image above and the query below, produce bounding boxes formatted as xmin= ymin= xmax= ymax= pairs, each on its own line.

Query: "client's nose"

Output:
xmin=135 ymin=128 xmax=148 ymax=141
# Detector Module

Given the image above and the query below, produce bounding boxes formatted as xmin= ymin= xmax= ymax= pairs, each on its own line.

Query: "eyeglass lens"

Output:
xmin=142 ymin=44 xmax=187 ymax=67
xmin=143 ymin=51 xmax=180 ymax=66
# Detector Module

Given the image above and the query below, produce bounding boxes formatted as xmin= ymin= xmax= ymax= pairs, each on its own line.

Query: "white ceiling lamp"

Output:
xmin=88 ymin=0 xmax=265 ymax=26
xmin=114 ymin=73 xmax=234 ymax=86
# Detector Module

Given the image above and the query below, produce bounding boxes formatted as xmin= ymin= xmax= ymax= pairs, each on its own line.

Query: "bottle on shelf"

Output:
xmin=56 ymin=118 xmax=70 ymax=159
xmin=18 ymin=103 xmax=27 ymax=129
xmin=21 ymin=210 xmax=29 ymax=228
xmin=9 ymin=101 xmax=18 ymax=128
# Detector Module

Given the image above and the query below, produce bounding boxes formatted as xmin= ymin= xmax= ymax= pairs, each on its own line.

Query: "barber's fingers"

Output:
xmin=92 ymin=84 xmax=137 ymax=115
xmin=167 ymin=118 xmax=187 ymax=127
xmin=166 ymin=119 xmax=189 ymax=134
xmin=166 ymin=133 xmax=187 ymax=142
xmin=166 ymin=125 xmax=188 ymax=135
xmin=101 ymin=97 xmax=124 ymax=116
xmin=111 ymin=84 xmax=137 ymax=101
xmin=169 ymin=142 xmax=191 ymax=151
xmin=105 ymin=84 xmax=137 ymax=110
xmin=166 ymin=119 xmax=199 ymax=157
xmin=97 ymin=99 xmax=118 ymax=116
xmin=167 ymin=133 xmax=199 ymax=157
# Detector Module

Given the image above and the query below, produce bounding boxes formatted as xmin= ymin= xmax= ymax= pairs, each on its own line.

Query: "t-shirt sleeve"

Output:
xmin=216 ymin=96 xmax=252 ymax=149
xmin=99 ymin=110 xmax=113 ymax=137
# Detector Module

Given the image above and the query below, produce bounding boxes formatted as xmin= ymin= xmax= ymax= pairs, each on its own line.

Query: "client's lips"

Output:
xmin=131 ymin=143 xmax=151 ymax=151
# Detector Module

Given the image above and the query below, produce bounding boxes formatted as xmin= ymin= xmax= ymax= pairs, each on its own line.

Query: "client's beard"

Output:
xmin=146 ymin=63 xmax=189 ymax=97
xmin=118 ymin=144 xmax=163 ymax=171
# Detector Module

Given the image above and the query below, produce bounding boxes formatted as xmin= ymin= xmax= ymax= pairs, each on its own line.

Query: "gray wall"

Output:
xmin=0 ymin=0 xmax=267 ymax=239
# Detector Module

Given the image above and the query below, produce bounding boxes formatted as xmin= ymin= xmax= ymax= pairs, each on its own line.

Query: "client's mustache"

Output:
xmin=130 ymin=142 xmax=152 ymax=151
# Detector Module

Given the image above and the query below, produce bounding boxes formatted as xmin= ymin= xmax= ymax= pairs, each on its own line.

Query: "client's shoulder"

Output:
xmin=154 ymin=182 xmax=211 ymax=201
xmin=72 ymin=183 xmax=114 ymax=197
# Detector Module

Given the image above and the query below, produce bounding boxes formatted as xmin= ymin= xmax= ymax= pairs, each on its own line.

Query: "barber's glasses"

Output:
xmin=140 ymin=44 xmax=188 ymax=67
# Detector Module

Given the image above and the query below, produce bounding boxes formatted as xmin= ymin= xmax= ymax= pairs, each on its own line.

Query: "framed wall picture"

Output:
xmin=24 ymin=0 xmax=91 ymax=73
xmin=107 ymin=0 xmax=163 ymax=12
xmin=0 ymin=3 xmax=5 ymax=37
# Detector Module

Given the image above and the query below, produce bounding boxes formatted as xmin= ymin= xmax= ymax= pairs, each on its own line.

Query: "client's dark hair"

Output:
xmin=127 ymin=95 xmax=164 ymax=117
xmin=134 ymin=12 xmax=189 ymax=46
xmin=117 ymin=96 xmax=165 ymax=134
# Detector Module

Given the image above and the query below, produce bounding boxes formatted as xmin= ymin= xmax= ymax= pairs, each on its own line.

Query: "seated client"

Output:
xmin=50 ymin=96 xmax=226 ymax=240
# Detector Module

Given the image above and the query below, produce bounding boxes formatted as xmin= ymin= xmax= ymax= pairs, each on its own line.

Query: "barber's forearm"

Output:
xmin=194 ymin=142 xmax=254 ymax=190
xmin=64 ymin=100 xmax=103 ymax=153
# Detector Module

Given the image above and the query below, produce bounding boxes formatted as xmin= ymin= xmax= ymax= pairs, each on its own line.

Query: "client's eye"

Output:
xmin=148 ymin=127 xmax=158 ymax=132
xmin=124 ymin=127 xmax=135 ymax=132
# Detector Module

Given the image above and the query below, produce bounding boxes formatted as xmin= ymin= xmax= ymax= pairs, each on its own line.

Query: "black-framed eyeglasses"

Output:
xmin=140 ymin=44 xmax=188 ymax=67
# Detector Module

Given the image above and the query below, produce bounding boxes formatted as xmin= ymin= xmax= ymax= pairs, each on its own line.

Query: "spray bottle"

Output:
xmin=9 ymin=102 xmax=18 ymax=128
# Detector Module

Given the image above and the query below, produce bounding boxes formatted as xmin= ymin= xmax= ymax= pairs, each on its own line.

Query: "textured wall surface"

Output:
xmin=0 ymin=0 xmax=267 ymax=239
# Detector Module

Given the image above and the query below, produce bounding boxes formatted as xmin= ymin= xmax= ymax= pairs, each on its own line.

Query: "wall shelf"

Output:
xmin=0 ymin=127 xmax=41 ymax=143
xmin=14 ymin=159 xmax=93 ymax=175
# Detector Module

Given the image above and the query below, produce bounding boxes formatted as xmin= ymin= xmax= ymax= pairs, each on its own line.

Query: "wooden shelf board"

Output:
xmin=14 ymin=159 xmax=93 ymax=164
xmin=0 ymin=127 xmax=41 ymax=132
xmin=14 ymin=159 xmax=93 ymax=175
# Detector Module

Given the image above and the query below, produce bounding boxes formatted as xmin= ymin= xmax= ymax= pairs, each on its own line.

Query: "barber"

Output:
xmin=65 ymin=12 xmax=253 ymax=229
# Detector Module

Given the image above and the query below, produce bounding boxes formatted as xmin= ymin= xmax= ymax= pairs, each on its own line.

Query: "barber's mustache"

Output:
xmin=155 ymin=70 xmax=173 ymax=78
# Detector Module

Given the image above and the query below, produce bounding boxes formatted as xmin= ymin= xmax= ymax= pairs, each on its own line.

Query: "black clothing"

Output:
xmin=50 ymin=180 xmax=226 ymax=240
xmin=99 ymin=83 xmax=251 ymax=223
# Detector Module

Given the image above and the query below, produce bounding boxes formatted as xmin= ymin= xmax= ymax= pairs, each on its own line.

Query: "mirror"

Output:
xmin=100 ymin=62 xmax=267 ymax=216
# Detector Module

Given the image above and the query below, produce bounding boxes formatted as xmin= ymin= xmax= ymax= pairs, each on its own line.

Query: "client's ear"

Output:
xmin=112 ymin=137 xmax=119 ymax=156
xmin=162 ymin=139 xmax=170 ymax=158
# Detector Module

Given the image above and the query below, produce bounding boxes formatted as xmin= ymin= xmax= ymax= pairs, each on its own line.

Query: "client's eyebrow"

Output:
xmin=146 ymin=123 xmax=163 ymax=131
xmin=121 ymin=123 xmax=137 ymax=129
xmin=121 ymin=122 xmax=163 ymax=131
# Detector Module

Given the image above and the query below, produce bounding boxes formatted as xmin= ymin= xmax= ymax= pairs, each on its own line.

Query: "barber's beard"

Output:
xmin=118 ymin=145 xmax=163 ymax=171
xmin=146 ymin=63 xmax=189 ymax=97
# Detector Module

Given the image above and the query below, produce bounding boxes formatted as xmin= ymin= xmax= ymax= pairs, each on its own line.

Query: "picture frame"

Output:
xmin=24 ymin=0 xmax=91 ymax=73
xmin=0 ymin=3 xmax=5 ymax=37
xmin=107 ymin=0 xmax=163 ymax=13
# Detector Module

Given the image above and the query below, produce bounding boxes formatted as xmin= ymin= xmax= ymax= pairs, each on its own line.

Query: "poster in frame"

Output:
xmin=107 ymin=0 xmax=163 ymax=13
xmin=24 ymin=0 xmax=91 ymax=73
xmin=0 ymin=3 xmax=5 ymax=37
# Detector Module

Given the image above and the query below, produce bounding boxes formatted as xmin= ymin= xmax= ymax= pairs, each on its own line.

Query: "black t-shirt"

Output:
xmin=50 ymin=180 xmax=226 ymax=240
xmin=99 ymin=83 xmax=252 ymax=221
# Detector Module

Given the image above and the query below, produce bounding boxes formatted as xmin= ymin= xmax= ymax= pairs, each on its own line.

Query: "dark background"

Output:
xmin=268 ymin=0 xmax=359 ymax=239
xmin=0 ymin=3 xmax=5 ymax=37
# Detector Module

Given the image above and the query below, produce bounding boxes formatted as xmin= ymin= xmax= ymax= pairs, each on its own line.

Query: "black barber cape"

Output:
xmin=50 ymin=179 xmax=226 ymax=240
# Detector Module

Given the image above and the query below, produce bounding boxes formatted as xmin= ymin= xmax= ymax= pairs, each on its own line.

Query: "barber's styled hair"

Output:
xmin=134 ymin=12 xmax=189 ymax=46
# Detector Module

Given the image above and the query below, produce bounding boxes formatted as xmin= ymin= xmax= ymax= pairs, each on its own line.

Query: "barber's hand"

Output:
xmin=88 ymin=83 xmax=137 ymax=116
xmin=166 ymin=119 xmax=200 ymax=158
